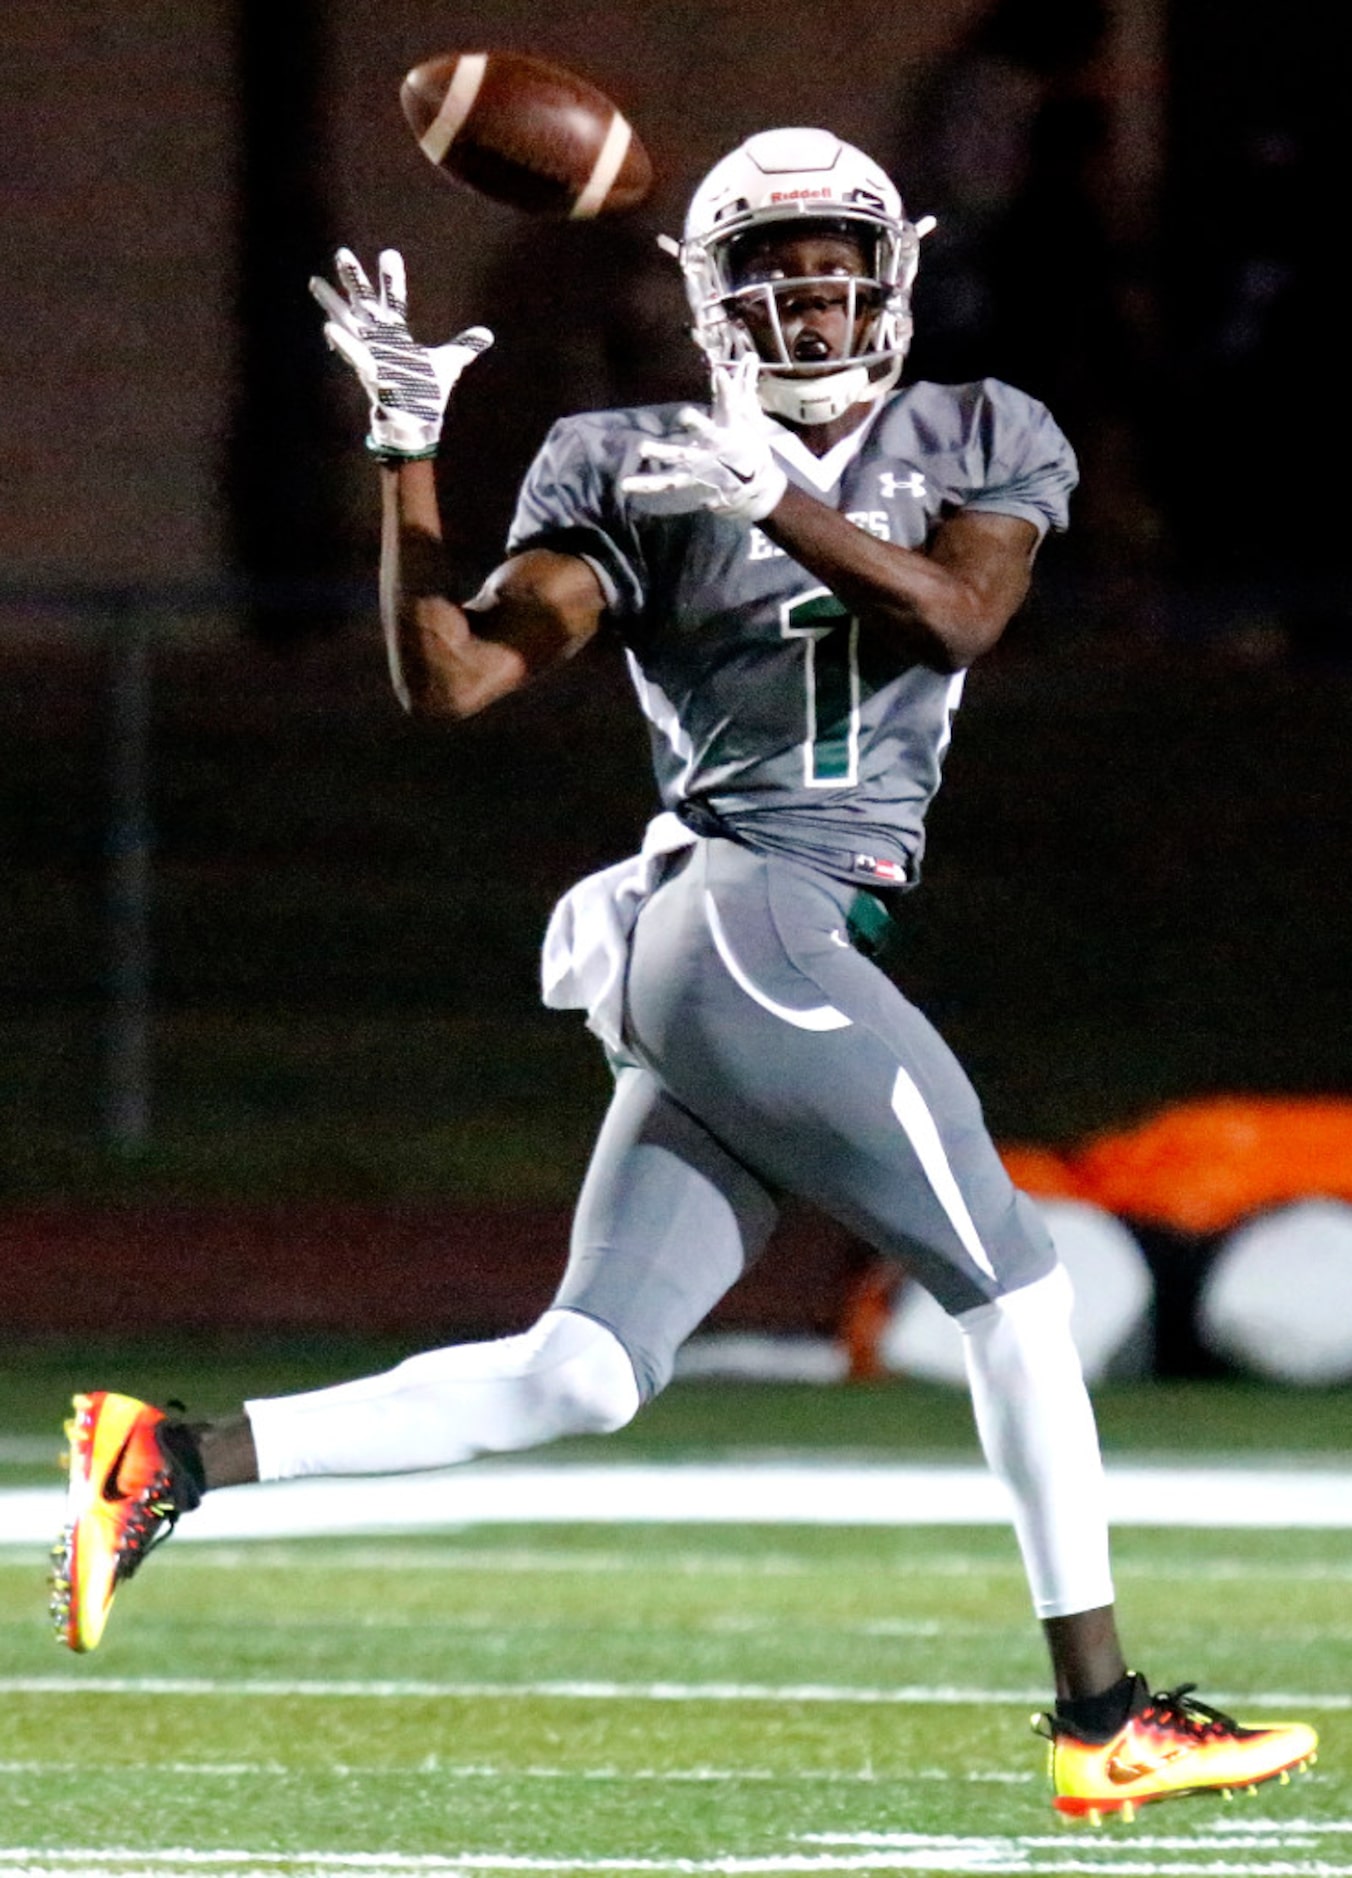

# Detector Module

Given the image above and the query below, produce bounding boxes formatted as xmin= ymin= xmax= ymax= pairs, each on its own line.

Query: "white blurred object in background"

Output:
xmin=879 ymin=1200 xmax=1155 ymax=1385
xmin=1197 ymin=1199 xmax=1352 ymax=1386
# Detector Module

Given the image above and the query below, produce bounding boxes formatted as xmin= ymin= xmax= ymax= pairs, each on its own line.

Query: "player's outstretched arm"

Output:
xmin=311 ymin=247 xmax=605 ymax=717
xmin=379 ymin=460 xmax=605 ymax=718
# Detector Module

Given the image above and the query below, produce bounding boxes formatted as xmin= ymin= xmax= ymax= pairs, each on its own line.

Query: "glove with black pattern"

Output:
xmin=309 ymin=247 xmax=493 ymax=460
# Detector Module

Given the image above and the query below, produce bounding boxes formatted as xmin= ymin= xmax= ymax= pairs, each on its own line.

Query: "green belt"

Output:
xmin=845 ymin=889 xmax=905 ymax=967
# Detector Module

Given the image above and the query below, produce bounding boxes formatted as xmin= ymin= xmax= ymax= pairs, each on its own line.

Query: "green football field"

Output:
xmin=2 ymin=1369 xmax=1350 ymax=1876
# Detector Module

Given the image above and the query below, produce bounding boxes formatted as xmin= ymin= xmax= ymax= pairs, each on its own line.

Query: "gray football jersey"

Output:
xmin=507 ymin=378 xmax=1077 ymax=887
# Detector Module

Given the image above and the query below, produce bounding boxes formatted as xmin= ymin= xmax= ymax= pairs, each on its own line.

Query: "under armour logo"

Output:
xmin=880 ymin=470 xmax=926 ymax=501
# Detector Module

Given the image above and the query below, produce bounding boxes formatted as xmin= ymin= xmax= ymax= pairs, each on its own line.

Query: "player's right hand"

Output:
xmin=309 ymin=248 xmax=493 ymax=460
xmin=621 ymin=355 xmax=787 ymax=523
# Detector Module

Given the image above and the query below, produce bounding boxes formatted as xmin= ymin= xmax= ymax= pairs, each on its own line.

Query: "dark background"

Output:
xmin=2 ymin=0 xmax=1348 ymax=1244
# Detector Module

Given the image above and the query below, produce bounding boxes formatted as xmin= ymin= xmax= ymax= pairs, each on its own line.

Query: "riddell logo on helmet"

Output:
xmin=769 ymin=187 xmax=836 ymax=202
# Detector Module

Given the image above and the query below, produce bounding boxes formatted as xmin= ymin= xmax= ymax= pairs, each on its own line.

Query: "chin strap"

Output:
xmin=756 ymin=355 xmax=902 ymax=427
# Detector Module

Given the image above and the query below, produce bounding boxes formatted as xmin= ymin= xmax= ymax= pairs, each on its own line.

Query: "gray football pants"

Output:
xmin=555 ymin=837 xmax=1056 ymax=1400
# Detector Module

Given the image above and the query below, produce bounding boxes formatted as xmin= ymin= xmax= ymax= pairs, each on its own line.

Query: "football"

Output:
xmin=399 ymin=50 xmax=653 ymax=219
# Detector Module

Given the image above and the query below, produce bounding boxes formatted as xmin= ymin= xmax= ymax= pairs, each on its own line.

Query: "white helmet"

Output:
xmin=678 ymin=128 xmax=928 ymax=426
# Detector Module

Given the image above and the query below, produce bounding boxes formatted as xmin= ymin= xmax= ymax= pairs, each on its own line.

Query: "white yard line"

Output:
xmin=0 ymin=1760 xmax=1032 ymax=1783
xmin=5 ymin=1461 xmax=1352 ymax=1547
xmin=11 ymin=1541 xmax=1347 ymax=1585
xmin=0 ymin=1675 xmax=1063 ymax=1703
xmin=1 ymin=1674 xmax=1347 ymax=1709
xmin=3 ymin=1825 xmax=1352 ymax=1877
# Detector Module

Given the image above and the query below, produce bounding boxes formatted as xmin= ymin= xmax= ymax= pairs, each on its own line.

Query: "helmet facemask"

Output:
xmin=718 ymin=219 xmax=916 ymax=424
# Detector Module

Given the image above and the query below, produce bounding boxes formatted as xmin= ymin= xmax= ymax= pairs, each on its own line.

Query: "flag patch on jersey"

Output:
xmin=854 ymin=853 xmax=908 ymax=885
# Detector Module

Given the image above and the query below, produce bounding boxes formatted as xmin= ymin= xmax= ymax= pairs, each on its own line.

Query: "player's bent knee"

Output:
xmin=547 ymin=1358 xmax=640 ymax=1436
xmin=526 ymin=1309 xmax=642 ymax=1438
xmin=958 ymin=1264 xmax=1074 ymax=1346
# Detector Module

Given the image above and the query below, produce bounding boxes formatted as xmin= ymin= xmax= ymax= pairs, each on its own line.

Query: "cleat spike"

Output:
xmin=1279 ymin=1770 xmax=1290 ymax=1785
xmin=1222 ymin=1787 xmax=1233 ymax=1801
xmin=1086 ymin=1809 xmax=1102 ymax=1828
xmin=1119 ymin=1802 xmax=1135 ymax=1824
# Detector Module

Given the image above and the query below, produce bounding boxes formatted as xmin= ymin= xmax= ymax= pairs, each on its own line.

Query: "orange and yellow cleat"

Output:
xmin=50 ymin=1391 xmax=204 ymax=1653
xmin=1038 ymin=1676 xmax=1318 ymax=1823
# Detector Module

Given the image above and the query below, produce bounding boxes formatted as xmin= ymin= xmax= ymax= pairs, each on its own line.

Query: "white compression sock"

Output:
xmin=957 ymin=1265 xmax=1115 ymax=1620
xmin=245 ymin=1307 xmax=641 ymax=1482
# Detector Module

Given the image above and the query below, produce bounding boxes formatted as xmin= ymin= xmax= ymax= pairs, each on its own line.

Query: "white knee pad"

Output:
xmin=489 ymin=1308 xmax=642 ymax=1438
xmin=247 ymin=1307 xmax=640 ymax=1481
xmin=958 ymin=1266 xmax=1115 ymax=1620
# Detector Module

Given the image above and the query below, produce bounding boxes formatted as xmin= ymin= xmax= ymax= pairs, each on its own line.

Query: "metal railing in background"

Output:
xmin=2 ymin=571 xmax=1348 ymax=1171
xmin=103 ymin=600 xmax=153 ymax=1151
xmin=2 ymin=578 xmax=371 ymax=1156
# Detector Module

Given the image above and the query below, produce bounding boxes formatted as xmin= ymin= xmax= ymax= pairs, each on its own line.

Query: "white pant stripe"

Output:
xmin=703 ymin=891 xmax=852 ymax=1032
xmin=889 ymin=1066 xmax=998 ymax=1279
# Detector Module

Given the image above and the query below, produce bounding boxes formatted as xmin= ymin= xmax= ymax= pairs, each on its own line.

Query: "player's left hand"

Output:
xmin=621 ymin=356 xmax=787 ymax=522
xmin=309 ymin=247 xmax=493 ymax=460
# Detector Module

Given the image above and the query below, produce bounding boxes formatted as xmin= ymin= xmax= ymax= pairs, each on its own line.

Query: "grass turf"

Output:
xmin=0 ymin=1523 xmax=1348 ymax=1871
xmin=1 ymin=1369 xmax=1349 ymax=1873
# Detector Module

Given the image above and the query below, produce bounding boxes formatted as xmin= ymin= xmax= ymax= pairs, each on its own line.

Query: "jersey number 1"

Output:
xmin=781 ymin=589 xmax=860 ymax=788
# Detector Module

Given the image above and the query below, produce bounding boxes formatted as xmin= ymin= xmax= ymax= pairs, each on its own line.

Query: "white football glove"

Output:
xmin=309 ymin=247 xmax=493 ymax=460
xmin=621 ymin=355 xmax=787 ymax=522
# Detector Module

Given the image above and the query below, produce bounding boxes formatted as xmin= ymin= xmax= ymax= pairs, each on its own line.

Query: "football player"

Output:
xmin=52 ymin=129 xmax=1315 ymax=1819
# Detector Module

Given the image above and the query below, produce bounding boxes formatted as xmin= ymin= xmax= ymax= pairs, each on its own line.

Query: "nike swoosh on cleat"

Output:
xmin=1106 ymin=1749 xmax=1189 ymax=1785
xmin=101 ymin=1430 xmax=136 ymax=1503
